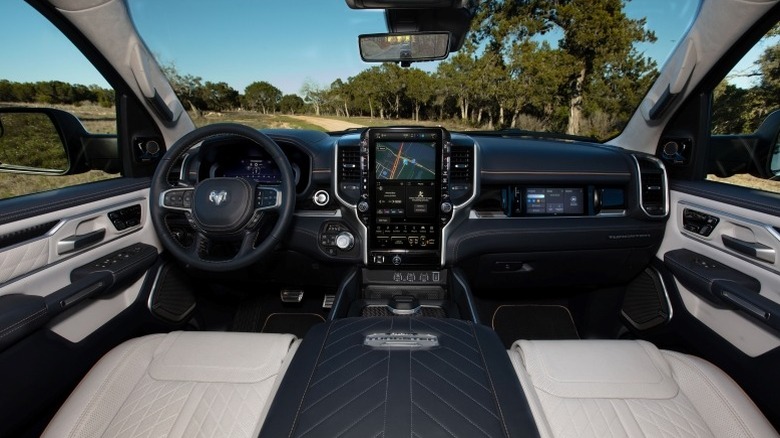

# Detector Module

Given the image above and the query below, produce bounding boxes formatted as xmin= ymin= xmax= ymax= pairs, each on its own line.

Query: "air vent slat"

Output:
xmin=450 ymin=146 xmax=473 ymax=183
xmin=634 ymin=155 xmax=668 ymax=218
xmin=339 ymin=147 xmax=361 ymax=183
xmin=450 ymin=145 xmax=475 ymax=204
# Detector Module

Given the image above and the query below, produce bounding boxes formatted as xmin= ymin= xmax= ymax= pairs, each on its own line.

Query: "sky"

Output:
xmin=0 ymin=0 xmax=714 ymax=96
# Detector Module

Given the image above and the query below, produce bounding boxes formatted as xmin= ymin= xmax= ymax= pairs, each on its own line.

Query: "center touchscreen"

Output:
xmin=366 ymin=128 xmax=445 ymax=265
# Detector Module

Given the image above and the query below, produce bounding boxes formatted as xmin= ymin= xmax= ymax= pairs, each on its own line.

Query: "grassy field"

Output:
xmin=191 ymin=111 xmax=326 ymax=131
xmin=707 ymin=174 xmax=780 ymax=194
xmin=326 ymin=115 xmax=473 ymax=131
xmin=0 ymin=103 xmax=777 ymax=198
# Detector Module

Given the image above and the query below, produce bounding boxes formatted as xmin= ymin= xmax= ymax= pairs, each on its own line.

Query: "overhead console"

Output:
xmin=357 ymin=127 xmax=452 ymax=267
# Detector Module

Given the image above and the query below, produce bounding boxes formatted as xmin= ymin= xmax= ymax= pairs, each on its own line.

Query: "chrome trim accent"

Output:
xmin=293 ymin=210 xmax=342 ymax=218
xmin=327 ymin=267 xmax=359 ymax=321
xmin=364 ymin=332 xmax=439 ymax=349
xmin=441 ymin=139 xmax=480 ymax=267
xmin=313 ymin=189 xmax=330 ymax=206
xmin=146 ymin=264 xmax=165 ymax=313
xmin=632 ymin=154 xmax=670 ymax=218
xmin=678 ymin=200 xmax=780 ymax=275
xmin=652 ymin=266 xmax=673 ymax=322
xmin=332 ymin=140 xmax=368 ymax=265
xmin=468 ymin=210 xmax=627 ymax=219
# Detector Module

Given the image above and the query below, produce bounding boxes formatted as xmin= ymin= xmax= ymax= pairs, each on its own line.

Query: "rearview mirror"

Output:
xmin=359 ymin=32 xmax=450 ymax=64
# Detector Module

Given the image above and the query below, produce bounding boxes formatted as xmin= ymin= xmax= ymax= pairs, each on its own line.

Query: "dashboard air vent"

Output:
xmin=450 ymin=146 xmax=472 ymax=183
xmin=339 ymin=146 xmax=361 ymax=184
xmin=449 ymin=145 xmax=474 ymax=204
xmin=337 ymin=145 xmax=361 ymax=204
xmin=634 ymin=155 xmax=668 ymax=218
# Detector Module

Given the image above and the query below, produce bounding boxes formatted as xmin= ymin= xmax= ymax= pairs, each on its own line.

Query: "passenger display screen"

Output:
xmin=526 ymin=188 xmax=584 ymax=215
xmin=375 ymin=141 xmax=436 ymax=180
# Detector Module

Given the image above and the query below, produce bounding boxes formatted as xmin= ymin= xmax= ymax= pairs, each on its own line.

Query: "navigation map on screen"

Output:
xmin=375 ymin=141 xmax=435 ymax=180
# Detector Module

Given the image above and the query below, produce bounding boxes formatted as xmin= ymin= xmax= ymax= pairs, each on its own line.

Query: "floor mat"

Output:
xmin=261 ymin=313 xmax=326 ymax=338
xmin=492 ymin=305 xmax=579 ymax=348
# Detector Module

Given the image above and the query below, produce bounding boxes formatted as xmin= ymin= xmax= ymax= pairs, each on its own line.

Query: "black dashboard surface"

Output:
xmin=187 ymin=128 xmax=667 ymax=289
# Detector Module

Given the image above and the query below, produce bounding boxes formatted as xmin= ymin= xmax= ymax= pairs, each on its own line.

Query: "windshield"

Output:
xmin=127 ymin=0 xmax=698 ymax=141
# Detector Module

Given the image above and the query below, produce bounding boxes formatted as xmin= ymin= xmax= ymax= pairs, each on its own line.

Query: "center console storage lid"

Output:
xmin=259 ymin=317 xmax=540 ymax=437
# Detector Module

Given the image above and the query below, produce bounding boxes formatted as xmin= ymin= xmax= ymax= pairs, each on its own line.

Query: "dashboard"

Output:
xmin=178 ymin=126 xmax=669 ymax=290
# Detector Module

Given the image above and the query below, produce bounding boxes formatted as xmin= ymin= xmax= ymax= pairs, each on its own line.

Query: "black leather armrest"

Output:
xmin=260 ymin=317 xmax=540 ymax=437
xmin=0 ymin=294 xmax=48 ymax=352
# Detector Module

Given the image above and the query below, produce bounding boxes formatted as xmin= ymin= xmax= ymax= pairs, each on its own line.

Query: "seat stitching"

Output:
xmin=667 ymin=352 xmax=750 ymax=436
xmin=0 ymin=307 xmax=47 ymax=339
xmin=470 ymin=322 xmax=512 ymax=438
xmin=411 ymin=356 xmax=498 ymax=417
xmin=302 ymin=354 xmax=388 ymax=412
xmin=413 ymin=377 xmax=497 ymax=436
xmin=418 ymin=350 xmax=491 ymax=392
xmin=415 ymin=319 xmax=478 ymax=353
xmin=66 ymin=339 xmax=153 ymax=438
xmin=325 ymin=319 xmax=385 ymax=350
xmin=287 ymin=322 xmax=335 ymax=438
xmin=412 ymin=400 xmax=458 ymax=438
xmin=297 ymin=378 xmax=386 ymax=437
xmin=437 ymin=318 xmax=475 ymax=338
xmin=609 ymin=399 xmax=636 ymax=437
xmin=382 ymin=349 xmax=390 ymax=438
xmin=316 ymin=344 xmax=362 ymax=366
xmin=310 ymin=350 xmax=382 ymax=388
xmin=331 ymin=400 xmax=385 ymax=438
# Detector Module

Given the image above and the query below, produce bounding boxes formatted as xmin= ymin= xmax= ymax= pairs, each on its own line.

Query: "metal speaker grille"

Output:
xmin=151 ymin=264 xmax=197 ymax=323
xmin=361 ymin=306 xmax=446 ymax=318
xmin=621 ymin=268 xmax=670 ymax=331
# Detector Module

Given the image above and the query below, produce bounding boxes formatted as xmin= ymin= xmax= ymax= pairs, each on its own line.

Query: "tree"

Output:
xmin=404 ymin=68 xmax=435 ymax=122
xmin=300 ymin=79 xmax=327 ymax=116
xmin=327 ymin=79 xmax=352 ymax=117
xmin=200 ymin=81 xmax=239 ymax=112
xmin=437 ymin=46 xmax=478 ymax=121
xmin=474 ymin=0 xmax=656 ymax=135
xmin=161 ymin=64 xmax=205 ymax=116
xmin=243 ymin=81 xmax=282 ymax=114
xmin=279 ymin=94 xmax=304 ymax=114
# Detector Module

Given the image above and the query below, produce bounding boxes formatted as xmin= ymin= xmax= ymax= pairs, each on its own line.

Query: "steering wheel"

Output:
xmin=150 ymin=123 xmax=295 ymax=271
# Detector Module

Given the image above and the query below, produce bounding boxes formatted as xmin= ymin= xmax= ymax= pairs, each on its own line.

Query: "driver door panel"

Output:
xmin=0 ymin=184 xmax=159 ymax=344
xmin=0 ymin=181 xmax=167 ymax=437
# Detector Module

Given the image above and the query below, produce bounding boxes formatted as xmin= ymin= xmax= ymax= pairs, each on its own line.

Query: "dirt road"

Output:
xmin=289 ymin=115 xmax=365 ymax=132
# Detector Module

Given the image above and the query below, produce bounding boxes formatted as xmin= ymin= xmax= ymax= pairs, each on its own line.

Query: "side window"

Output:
xmin=710 ymin=23 xmax=780 ymax=194
xmin=0 ymin=2 xmax=118 ymax=199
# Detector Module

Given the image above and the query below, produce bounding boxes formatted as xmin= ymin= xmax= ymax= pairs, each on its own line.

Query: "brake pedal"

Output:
xmin=280 ymin=289 xmax=304 ymax=303
xmin=322 ymin=294 xmax=335 ymax=309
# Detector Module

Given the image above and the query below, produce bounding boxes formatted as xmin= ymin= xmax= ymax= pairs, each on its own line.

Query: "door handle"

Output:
xmin=722 ymin=235 xmax=776 ymax=263
xmin=57 ymin=228 xmax=106 ymax=255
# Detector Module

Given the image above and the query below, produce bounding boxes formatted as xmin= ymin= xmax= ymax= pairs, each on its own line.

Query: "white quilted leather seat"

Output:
xmin=509 ymin=340 xmax=778 ymax=438
xmin=42 ymin=331 xmax=298 ymax=438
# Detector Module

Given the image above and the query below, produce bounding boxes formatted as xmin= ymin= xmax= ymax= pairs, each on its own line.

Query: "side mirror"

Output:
xmin=0 ymin=110 xmax=69 ymax=174
xmin=359 ymin=32 xmax=450 ymax=65
xmin=0 ymin=108 xmax=120 ymax=176
xmin=709 ymin=109 xmax=780 ymax=180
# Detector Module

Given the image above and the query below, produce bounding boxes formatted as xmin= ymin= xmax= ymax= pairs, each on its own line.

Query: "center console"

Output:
xmin=356 ymin=127 xmax=453 ymax=267
xmin=331 ymin=127 xmax=477 ymax=321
